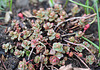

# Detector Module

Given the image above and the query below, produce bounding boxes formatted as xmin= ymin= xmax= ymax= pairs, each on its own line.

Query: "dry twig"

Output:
xmin=63 ymin=39 xmax=96 ymax=60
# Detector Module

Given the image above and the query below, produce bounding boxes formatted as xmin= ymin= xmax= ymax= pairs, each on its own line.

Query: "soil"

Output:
xmin=0 ymin=0 xmax=100 ymax=70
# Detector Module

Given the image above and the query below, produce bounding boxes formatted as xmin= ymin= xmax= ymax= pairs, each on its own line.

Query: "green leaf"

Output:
xmin=49 ymin=0 xmax=55 ymax=7
xmin=26 ymin=51 xmax=30 ymax=56
xmin=55 ymin=53 xmax=63 ymax=59
xmin=5 ymin=49 xmax=8 ymax=53
xmin=10 ymin=49 xmax=13 ymax=53
xmin=53 ymin=42 xmax=63 ymax=52
xmin=49 ymin=35 xmax=55 ymax=40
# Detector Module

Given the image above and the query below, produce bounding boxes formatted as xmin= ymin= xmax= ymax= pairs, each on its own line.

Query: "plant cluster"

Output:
xmin=2 ymin=3 xmax=96 ymax=69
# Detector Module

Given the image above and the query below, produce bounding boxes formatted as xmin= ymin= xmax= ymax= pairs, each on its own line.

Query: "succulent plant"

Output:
xmin=43 ymin=22 xmax=53 ymax=30
xmin=43 ymin=57 xmax=48 ymax=64
xmin=63 ymin=46 xmax=70 ymax=53
xmin=69 ymin=52 xmax=73 ymax=57
xmin=36 ymin=9 xmax=45 ymax=18
xmin=31 ymin=39 xmax=38 ymax=48
xmin=60 ymin=60 xmax=65 ymax=65
xmin=32 ymin=22 xmax=40 ymax=29
xmin=49 ymin=11 xmax=58 ymax=21
xmin=36 ymin=45 xmax=44 ymax=54
xmin=49 ymin=56 xmax=59 ymax=65
xmin=64 ymin=57 xmax=67 ymax=61
xmin=85 ymin=55 xmax=94 ymax=65
xmin=55 ymin=33 xmax=60 ymax=39
xmin=75 ymin=31 xmax=84 ymax=37
xmin=71 ymin=5 xmax=80 ymax=16
xmin=18 ymin=58 xmax=28 ymax=70
xmin=28 ymin=63 xmax=35 ymax=70
xmin=75 ymin=45 xmax=84 ymax=52
xmin=47 ymin=29 xmax=56 ymax=40
xmin=9 ymin=31 xmax=18 ymax=40
xmin=49 ymin=49 xmax=56 ymax=55
xmin=54 ymin=4 xmax=62 ymax=13
xmin=21 ymin=40 xmax=31 ymax=50
xmin=33 ymin=9 xmax=37 ymax=16
xmin=83 ymin=41 xmax=90 ymax=47
xmin=2 ymin=43 xmax=13 ymax=53
xmin=34 ymin=56 xmax=40 ymax=63
xmin=68 ymin=36 xmax=75 ymax=42
xmin=14 ymin=49 xmax=25 ymax=57
xmin=59 ymin=10 xmax=68 ymax=18
xmin=53 ymin=42 xmax=63 ymax=52
xmin=55 ymin=53 xmax=64 ymax=59
xmin=22 ymin=30 xmax=31 ymax=39
xmin=43 ymin=49 xmax=49 ymax=55
xmin=55 ymin=17 xmax=64 ymax=22
xmin=78 ymin=53 xmax=83 ymax=57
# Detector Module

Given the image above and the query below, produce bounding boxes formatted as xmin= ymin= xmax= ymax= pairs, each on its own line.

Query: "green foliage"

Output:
xmin=95 ymin=0 xmax=100 ymax=53
xmin=49 ymin=56 xmax=59 ymax=65
xmin=14 ymin=49 xmax=25 ymax=57
xmin=53 ymin=42 xmax=63 ymax=52
xmin=43 ymin=22 xmax=53 ymax=30
xmin=0 ymin=0 xmax=13 ymax=11
xmin=18 ymin=58 xmax=28 ymax=70
xmin=18 ymin=58 xmax=35 ymax=70
xmin=36 ymin=45 xmax=44 ymax=54
xmin=2 ymin=43 xmax=13 ymax=52
xmin=47 ymin=29 xmax=56 ymax=40
xmin=75 ymin=45 xmax=84 ymax=52
xmin=34 ymin=56 xmax=40 ymax=63
xmin=49 ymin=0 xmax=55 ymax=7
xmin=68 ymin=36 xmax=75 ymax=42
xmin=21 ymin=40 xmax=31 ymax=50
xmin=63 ymin=46 xmax=70 ymax=53
xmin=55 ymin=53 xmax=64 ymax=59
xmin=85 ymin=55 xmax=94 ymax=65
xmin=75 ymin=31 xmax=84 ymax=37
xmin=9 ymin=31 xmax=18 ymax=40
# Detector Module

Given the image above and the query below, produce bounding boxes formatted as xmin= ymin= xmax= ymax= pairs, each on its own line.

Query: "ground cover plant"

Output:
xmin=0 ymin=0 xmax=100 ymax=70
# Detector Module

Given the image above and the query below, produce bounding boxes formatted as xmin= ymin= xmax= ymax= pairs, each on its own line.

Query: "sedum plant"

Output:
xmin=18 ymin=58 xmax=35 ymax=70
xmin=53 ymin=42 xmax=63 ymax=52
xmin=14 ymin=49 xmax=25 ymax=57
xmin=21 ymin=40 xmax=31 ymax=50
xmin=49 ymin=56 xmax=59 ymax=65
xmin=9 ymin=31 xmax=18 ymax=40
xmin=47 ymin=29 xmax=56 ymax=40
xmin=18 ymin=58 xmax=28 ymax=70
xmin=85 ymin=55 xmax=95 ymax=65
xmin=34 ymin=56 xmax=40 ymax=63
xmin=2 ymin=43 xmax=13 ymax=53
xmin=43 ymin=22 xmax=54 ymax=30
xmin=75 ymin=45 xmax=85 ymax=52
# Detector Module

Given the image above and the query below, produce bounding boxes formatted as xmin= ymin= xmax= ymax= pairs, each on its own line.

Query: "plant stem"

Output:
xmin=64 ymin=0 xmax=69 ymax=8
xmin=81 ymin=36 xmax=99 ymax=50
xmin=10 ymin=0 xmax=12 ymax=11
xmin=69 ymin=0 xmax=96 ymax=13
xmin=69 ymin=0 xmax=96 ymax=25
xmin=86 ymin=0 xmax=89 ymax=14
xmin=64 ymin=39 xmax=96 ymax=59
xmin=95 ymin=0 xmax=100 ymax=53
xmin=73 ymin=53 xmax=89 ymax=68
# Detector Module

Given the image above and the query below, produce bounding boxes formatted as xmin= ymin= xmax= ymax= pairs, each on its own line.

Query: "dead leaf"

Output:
xmin=74 ymin=68 xmax=91 ymax=70
xmin=1 ymin=55 xmax=6 ymax=62
xmin=59 ymin=64 xmax=73 ymax=70
xmin=4 ymin=11 xmax=12 ymax=24
xmin=22 ymin=11 xmax=33 ymax=18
